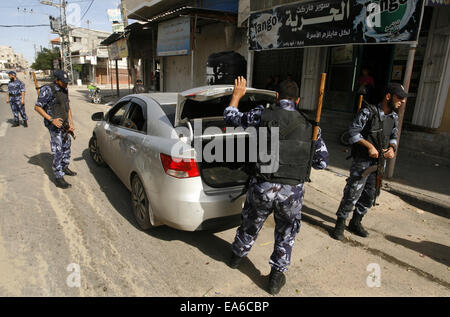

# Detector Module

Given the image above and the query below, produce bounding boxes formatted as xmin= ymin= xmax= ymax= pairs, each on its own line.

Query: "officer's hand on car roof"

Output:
xmin=230 ymin=76 xmax=247 ymax=108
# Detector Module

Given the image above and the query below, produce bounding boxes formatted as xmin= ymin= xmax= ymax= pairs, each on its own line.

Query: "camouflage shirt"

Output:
xmin=8 ymin=79 xmax=25 ymax=102
xmin=348 ymin=103 xmax=399 ymax=147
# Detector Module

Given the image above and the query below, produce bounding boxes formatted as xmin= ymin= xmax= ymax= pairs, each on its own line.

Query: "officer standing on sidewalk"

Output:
xmin=225 ymin=77 xmax=329 ymax=295
xmin=6 ymin=71 xmax=28 ymax=127
xmin=331 ymin=83 xmax=406 ymax=241
xmin=34 ymin=70 xmax=77 ymax=189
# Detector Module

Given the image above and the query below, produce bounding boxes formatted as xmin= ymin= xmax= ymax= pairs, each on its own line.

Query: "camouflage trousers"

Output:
xmin=232 ymin=177 xmax=305 ymax=273
xmin=10 ymin=100 xmax=28 ymax=122
xmin=336 ymin=158 xmax=377 ymax=220
xmin=49 ymin=128 xmax=71 ymax=179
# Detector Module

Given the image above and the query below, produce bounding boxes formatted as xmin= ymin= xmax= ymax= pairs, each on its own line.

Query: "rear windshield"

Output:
xmin=160 ymin=104 xmax=176 ymax=126
xmin=181 ymin=93 xmax=276 ymax=120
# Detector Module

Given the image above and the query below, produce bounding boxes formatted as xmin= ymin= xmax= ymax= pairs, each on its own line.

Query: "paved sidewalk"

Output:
xmin=321 ymin=130 xmax=450 ymax=218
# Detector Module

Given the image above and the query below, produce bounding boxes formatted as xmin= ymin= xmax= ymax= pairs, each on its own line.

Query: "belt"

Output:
xmin=9 ymin=93 xmax=21 ymax=97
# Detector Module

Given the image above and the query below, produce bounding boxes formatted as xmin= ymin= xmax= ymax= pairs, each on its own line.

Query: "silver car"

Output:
xmin=89 ymin=86 xmax=276 ymax=231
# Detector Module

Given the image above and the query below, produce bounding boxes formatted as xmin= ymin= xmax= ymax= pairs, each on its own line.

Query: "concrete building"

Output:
xmin=0 ymin=46 xmax=29 ymax=70
xmin=70 ymin=27 xmax=112 ymax=84
xmin=51 ymin=27 xmax=130 ymax=85
xmin=123 ymin=0 xmax=242 ymax=92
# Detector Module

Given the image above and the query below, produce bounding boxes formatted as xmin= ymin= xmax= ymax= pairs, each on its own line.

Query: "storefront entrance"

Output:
xmin=252 ymin=48 xmax=304 ymax=91
xmin=323 ymin=44 xmax=394 ymax=113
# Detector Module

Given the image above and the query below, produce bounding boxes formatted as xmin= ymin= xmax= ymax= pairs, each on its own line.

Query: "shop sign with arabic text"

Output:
xmin=249 ymin=0 xmax=425 ymax=50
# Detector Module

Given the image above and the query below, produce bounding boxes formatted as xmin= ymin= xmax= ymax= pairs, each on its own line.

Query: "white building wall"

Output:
xmin=412 ymin=8 xmax=450 ymax=129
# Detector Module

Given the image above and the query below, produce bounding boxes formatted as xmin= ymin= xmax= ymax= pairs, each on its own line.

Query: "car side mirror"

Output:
xmin=91 ymin=112 xmax=104 ymax=121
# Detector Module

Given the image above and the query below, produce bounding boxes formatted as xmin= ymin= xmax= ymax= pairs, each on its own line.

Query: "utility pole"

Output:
xmin=386 ymin=44 xmax=417 ymax=178
xmin=120 ymin=0 xmax=131 ymax=94
xmin=41 ymin=0 xmax=73 ymax=82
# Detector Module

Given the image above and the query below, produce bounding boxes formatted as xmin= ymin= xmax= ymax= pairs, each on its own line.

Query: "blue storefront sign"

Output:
xmin=157 ymin=16 xmax=191 ymax=57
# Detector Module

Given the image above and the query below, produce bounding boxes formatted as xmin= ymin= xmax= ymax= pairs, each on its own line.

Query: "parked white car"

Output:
xmin=0 ymin=72 xmax=9 ymax=92
xmin=89 ymin=86 xmax=277 ymax=231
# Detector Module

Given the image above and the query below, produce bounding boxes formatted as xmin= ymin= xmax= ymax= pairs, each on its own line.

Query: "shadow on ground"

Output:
xmin=385 ymin=235 xmax=450 ymax=267
xmin=26 ymin=152 xmax=56 ymax=186
xmin=78 ymin=148 xmax=269 ymax=294
xmin=301 ymin=204 xmax=336 ymax=236
xmin=386 ymin=189 xmax=450 ymax=219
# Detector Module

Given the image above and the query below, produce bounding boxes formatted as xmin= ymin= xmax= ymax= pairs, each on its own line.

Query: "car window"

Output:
xmin=123 ymin=102 xmax=147 ymax=133
xmin=108 ymin=101 xmax=131 ymax=126
xmin=160 ymin=104 xmax=176 ymax=126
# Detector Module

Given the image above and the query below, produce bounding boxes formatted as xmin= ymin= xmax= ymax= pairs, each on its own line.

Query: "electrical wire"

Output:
xmin=79 ymin=0 xmax=94 ymax=22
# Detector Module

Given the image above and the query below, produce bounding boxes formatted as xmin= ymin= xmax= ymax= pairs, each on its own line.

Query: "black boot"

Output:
xmin=12 ymin=121 xmax=19 ymax=127
xmin=348 ymin=213 xmax=369 ymax=237
xmin=55 ymin=177 xmax=72 ymax=189
xmin=228 ymin=252 xmax=243 ymax=269
xmin=331 ymin=217 xmax=346 ymax=241
xmin=63 ymin=167 xmax=77 ymax=176
xmin=268 ymin=267 xmax=286 ymax=295
xmin=23 ymin=120 xmax=28 ymax=127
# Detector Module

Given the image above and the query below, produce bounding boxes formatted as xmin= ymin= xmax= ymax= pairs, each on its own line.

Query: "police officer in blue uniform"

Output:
xmin=224 ymin=77 xmax=329 ymax=295
xmin=6 ymin=71 xmax=28 ymax=127
xmin=331 ymin=83 xmax=406 ymax=241
xmin=34 ymin=70 xmax=76 ymax=189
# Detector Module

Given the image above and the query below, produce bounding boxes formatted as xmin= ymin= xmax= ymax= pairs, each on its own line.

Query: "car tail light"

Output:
xmin=160 ymin=153 xmax=200 ymax=178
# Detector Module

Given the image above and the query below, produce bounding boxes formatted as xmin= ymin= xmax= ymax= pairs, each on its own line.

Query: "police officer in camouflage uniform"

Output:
xmin=225 ymin=77 xmax=329 ymax=295
xmin=331 ymin=83 xmax=406 ymax=241
xmin=6 ymin=71 xmax=28 ymax=127
xmin=34 ymin=70 xmax=76 ymax=189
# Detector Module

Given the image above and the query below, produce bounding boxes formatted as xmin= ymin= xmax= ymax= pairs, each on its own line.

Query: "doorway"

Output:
xmin=324 ymin=44 xmax=394 ymax=113
xmin=359 ymin=44 xmax=394 ymax=105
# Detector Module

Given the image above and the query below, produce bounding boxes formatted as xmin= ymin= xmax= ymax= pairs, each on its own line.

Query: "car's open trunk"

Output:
xmin=176 ymin=86 xmax=277 ymax=188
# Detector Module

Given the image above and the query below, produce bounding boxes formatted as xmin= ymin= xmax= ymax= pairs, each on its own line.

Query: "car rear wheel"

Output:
xmin=89 ymin=136 xmax=106 ymax=167
xmin=0 ymin=84 xmax=7 ymax=92
xmin=131 ymin=175 xmax=154 ymax=230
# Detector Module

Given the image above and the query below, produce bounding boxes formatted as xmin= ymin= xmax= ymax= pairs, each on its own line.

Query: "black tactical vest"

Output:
xmin=48 ymin=84 xmax=69 ymax=121
xmin=351 ymin=104 xmax=395 ymax=159
xmin=255 ymin=104 xmax=314 ymax=185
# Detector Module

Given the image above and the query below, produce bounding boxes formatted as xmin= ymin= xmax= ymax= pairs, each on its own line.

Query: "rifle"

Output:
xmin=373 ymin=126 xmax=385 ymax=206
xmin=306 ymin=73 xmax=326 ymax=181
xmin=61 ymin=120 xmax=76 ymax=140
xmin=361 ymin=111 xmax=385 ymax=206
xmin=32 ymin=72 xmax=40 ymax=95
xmin=357 ymin=94 xmax=364 ymax=112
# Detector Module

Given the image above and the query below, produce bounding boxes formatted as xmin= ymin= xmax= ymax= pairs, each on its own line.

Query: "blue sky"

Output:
xmin=0 ymin=0 xmax=123 ymax=64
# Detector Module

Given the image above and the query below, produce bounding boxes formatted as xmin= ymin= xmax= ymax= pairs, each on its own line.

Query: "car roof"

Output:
xmin=139 ymin=92 xmax=178 ymax=106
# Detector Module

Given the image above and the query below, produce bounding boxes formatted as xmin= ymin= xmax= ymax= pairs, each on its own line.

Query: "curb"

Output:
xmin=326 ymin=166 xmax=450 ymax=219
xmin=383 ymin=182 xmax=450 ymax=219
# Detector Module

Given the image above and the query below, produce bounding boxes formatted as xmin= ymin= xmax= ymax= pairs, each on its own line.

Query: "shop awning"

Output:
xmin=100 ymin=32 xmax=126 ymax=46
xmin=138 ymin=6 xmax=237 ymax=26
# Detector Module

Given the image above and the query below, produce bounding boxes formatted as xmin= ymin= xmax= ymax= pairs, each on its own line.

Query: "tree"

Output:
xmin=31 ymin=48 xmax=60 ymax=70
